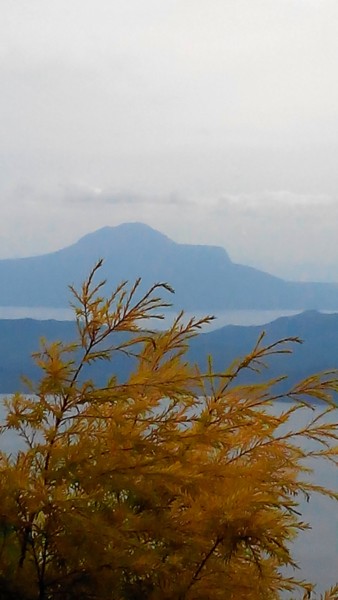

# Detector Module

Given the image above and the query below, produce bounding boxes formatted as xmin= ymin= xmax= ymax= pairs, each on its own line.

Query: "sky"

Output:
xmin=1 ymin=0 xmax=338 ymax=281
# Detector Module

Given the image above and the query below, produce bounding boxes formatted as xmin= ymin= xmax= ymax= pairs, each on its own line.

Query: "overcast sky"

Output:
xmin=1 ymin=0 xmax=338 ymax=280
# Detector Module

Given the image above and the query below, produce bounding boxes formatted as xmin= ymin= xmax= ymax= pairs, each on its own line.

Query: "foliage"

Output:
xmin=0 ymin=261 xmax=338 ymax=600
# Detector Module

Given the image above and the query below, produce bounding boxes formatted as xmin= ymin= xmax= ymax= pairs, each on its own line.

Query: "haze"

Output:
xmin=1 ymin=0 xmax=338 ymax=281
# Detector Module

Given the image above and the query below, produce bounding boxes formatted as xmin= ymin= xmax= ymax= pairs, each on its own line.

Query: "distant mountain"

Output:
xmin=1 ymin=310 xmax=338 ymax=393
xmin=1 ymin=222 xmax=338 ymax=310
xmin=189 ymin=309 xmax=338 ymax=387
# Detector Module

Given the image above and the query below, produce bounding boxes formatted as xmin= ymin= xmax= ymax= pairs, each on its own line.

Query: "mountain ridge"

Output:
xmin=0 ymin=309 xmax=337 ymax=393
xmin=0 ymin=222 xmax=337 ymax=310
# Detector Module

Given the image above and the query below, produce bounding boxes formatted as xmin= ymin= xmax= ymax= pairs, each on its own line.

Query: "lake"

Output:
xmin=0 ymin=306 xmax=316 ymax=329
xmin=0 ymin=395 xmax=337 ymax=595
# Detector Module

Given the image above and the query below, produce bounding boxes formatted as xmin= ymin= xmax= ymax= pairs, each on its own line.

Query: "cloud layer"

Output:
xmin=1 ymin=1 xmax=338 ymax=281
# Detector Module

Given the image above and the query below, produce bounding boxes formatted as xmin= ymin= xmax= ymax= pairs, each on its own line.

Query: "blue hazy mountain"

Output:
xmin=1 ymin=222 xmax=338 ymax=310
xmin=1 ymin=310 xmax=338 ymax=393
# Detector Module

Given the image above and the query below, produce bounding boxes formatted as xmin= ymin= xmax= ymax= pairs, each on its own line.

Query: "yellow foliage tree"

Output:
xmin=0 ymin=261 xmax=338 ymax=600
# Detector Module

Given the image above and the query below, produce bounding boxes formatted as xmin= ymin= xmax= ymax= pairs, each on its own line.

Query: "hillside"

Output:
xmin=1 ymin=310 xmax=338 ymax=393
xmin=189 ymin=309 xmax=338 ymax=387
xmin=1 ymin=222 xmax=338 ymax=310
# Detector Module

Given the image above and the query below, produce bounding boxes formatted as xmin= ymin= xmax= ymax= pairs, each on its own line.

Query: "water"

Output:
xmin=1 ymin=308 xmax=337 ymax=595
xmin=0 ymin=395 xmax=337 ymax=594
xmin=271 ymin=404 xmax=338 ymax=594
xmin=0 ymin=306 xmax=74 ymax=320
xmin=0 ymin=306 xmax=306 ymax=329
xmin=158 ymin=309 xmax=303 ymax=330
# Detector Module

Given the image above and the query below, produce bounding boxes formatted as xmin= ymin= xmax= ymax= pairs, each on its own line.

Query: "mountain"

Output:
xmin=189 ymin=309 xmax=338 ymax=387
xmin=1 ymin=222 xmax=338 ymax=310
xmin=1 ymin=310 xmax=338 ymax=393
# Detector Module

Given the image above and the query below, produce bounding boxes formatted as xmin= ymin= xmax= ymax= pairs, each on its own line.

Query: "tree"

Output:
xmin=0 ymin=261 xmax=337 ymax=600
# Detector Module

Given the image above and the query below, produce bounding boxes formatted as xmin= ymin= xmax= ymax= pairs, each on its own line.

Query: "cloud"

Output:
xmin=63 ymin=186 xmax=146 ymax=205
xmin=1 ymin=0 xmax=338 ymax=283
xmin=213 ymin=192 xmax=337 ymax=225
xmin=57 ymin=183 xmax=190 ymax=208
xmin=0 ymin=180 xmax=195 ymax=258
xmin=218 ymin=191 xmax=334 ymax=210
xmin=1 ymin=179 xmax=338 ymax=283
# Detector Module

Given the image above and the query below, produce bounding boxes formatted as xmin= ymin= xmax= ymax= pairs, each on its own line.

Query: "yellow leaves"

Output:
xmin=321 ymin=584 xmax=338 ymax=600
xmin=0 ymin=262 xmax=338 ymax=599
